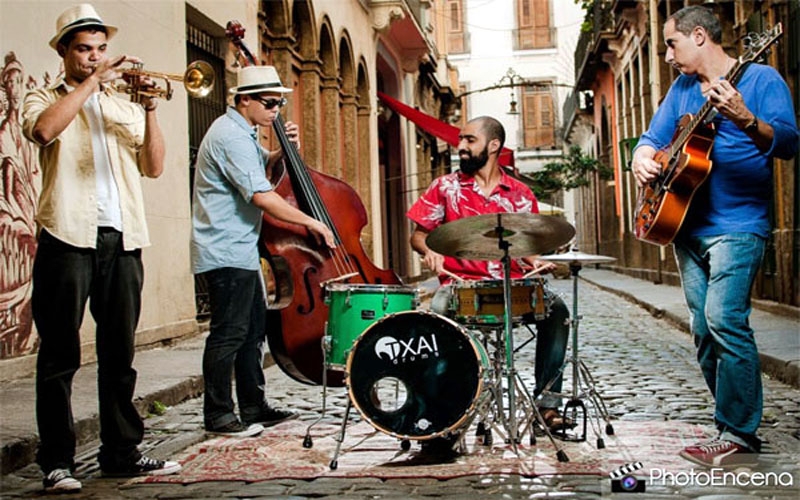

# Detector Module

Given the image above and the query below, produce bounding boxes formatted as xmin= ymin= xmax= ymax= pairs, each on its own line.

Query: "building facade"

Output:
xmin=0 ymin=0 xmax=451 ymax=380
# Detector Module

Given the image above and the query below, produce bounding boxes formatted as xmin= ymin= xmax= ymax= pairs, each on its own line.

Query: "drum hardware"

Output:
xmin=469 ymin=322 xmax=568 ymax=461
xmin=302 ymin=284 xmax=417 ymax=453
xmin=450 ymin=278 xmax=551 ymax=325
xmin=425 ymin=212 xmax=575 ymax=261
xmin=429 ymin=213 xmax=574 ymax=459
xmin=320 ymin=310 xmax=491 ymax=469
xmin=512 ymin=323 xmax=538 ymax=353
xmin=538 ymin=249 xmax=616 ymax=447
xmin=314 ymin=213 xmax=577 ymax=467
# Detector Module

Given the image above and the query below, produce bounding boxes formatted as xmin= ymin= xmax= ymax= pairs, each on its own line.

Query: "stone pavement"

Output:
xmin=1 ymin=270 xmax=799 ymax=498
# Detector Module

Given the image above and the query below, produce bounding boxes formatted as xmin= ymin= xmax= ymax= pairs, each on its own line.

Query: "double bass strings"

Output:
xmin=271 ymin=115 xmax=357 ymax=282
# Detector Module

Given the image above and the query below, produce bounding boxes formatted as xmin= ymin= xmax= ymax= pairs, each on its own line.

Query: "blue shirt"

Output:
xmin=191 ymin=107 xmax=272 ymax=274
xmin=637 ymin=64 xmax=799 ymax=238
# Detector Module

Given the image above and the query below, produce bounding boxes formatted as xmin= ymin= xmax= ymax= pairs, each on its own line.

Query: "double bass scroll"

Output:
xmin=225 ymin=20 xmax=403 ymax=386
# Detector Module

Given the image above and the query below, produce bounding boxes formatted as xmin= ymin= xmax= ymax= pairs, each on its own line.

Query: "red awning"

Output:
xmin=377 ymin=91 xmax=515 ymax=168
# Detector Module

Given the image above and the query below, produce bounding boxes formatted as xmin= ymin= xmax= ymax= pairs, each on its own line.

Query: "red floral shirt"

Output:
xmin=407 ymin=170 xmax=540 ymax=283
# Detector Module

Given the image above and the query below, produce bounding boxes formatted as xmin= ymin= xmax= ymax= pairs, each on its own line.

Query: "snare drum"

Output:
xmin=450 ymin=278 xmax=550 ymax=324
xmin=347 ymin=310 xmax=490 ymax=440
xmin=324 ymin=284 xmax=417 ymax=369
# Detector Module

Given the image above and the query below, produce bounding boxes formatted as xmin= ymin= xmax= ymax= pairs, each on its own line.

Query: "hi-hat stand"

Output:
xmin=538 ymin=250 xmax=616 ymax=448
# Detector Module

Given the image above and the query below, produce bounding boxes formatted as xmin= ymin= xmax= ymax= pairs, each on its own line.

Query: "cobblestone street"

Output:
xmin=3 ymin=279 xmax=799 ymax=498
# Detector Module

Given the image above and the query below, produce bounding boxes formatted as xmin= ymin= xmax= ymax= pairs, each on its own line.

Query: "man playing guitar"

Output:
xmin=632 ymin=6 xmax=798 ymax=468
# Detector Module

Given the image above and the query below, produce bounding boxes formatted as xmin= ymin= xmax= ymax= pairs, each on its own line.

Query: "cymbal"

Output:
xmin=540 ymin=250 xmax=616 ymax=266
xmin=426 ymin=213 xmax=575 ymax=260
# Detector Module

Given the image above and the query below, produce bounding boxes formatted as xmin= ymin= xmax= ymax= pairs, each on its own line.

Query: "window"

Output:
xmin=522 ymin=83 xmax=555 ymax=148
xmin=517 ymin=0 xmax=552 ymax=50
xmin=447 ymin=0 xmax=466 ymax=53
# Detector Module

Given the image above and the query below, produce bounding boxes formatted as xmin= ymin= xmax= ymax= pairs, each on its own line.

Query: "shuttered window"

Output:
xmin=447 ymin=0 xmax=466 ymax=53
xmin=522 ymin=84 xmax=555 ymax=148
xmin=517 ymin=0 xmax=552 ymax=50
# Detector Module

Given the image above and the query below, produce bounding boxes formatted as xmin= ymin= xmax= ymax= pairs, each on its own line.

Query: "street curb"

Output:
xmin=0 ymin=353 xmax=274 ymax=475
xmin=0 ymin=376 xmax=205 ymax=475
xmin=582 ymin=276 xmax=800 ymax=390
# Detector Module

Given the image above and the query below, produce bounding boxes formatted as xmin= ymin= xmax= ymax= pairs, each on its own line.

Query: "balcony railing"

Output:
xmin=573 ymin=0 xmax=615 ymax=83
xmin=562 ymin=90 xmax=579 ymax=139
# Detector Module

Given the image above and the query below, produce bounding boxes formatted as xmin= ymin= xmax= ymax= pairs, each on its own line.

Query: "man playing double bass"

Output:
xmin=407 ymin=116 xmax=572 ymax=455
xmin=191 ymin=65 xmax=335 ymax=438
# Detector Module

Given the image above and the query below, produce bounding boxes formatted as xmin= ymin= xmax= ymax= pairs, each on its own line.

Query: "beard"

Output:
xmin=459 ymin=146 xmax=489 ymax=175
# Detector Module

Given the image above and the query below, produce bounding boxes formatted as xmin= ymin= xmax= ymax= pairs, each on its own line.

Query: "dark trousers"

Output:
xmin=33 ymin=228 xmax=144 ymax=473
xmin=201 ymin=267 xmax=270 ymax=429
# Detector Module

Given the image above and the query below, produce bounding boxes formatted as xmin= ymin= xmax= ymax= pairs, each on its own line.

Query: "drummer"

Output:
xmin=407 ymin=116 xmax=572 ymax=451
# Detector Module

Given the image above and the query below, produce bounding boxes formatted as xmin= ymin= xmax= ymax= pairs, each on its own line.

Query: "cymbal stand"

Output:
xmin=538 ymin=261 xmax=614 ymax=447
xmin=497 ymin=225 xmax=521 ymax=450
xmin=471 ymin=320 xmax=569 ymax=462
xmin=483 ymin=221 xmax=567 ymax=461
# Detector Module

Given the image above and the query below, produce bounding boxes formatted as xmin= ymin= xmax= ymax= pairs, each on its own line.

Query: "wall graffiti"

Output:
xmin=0 ymin=51 xmax=43 ymax=360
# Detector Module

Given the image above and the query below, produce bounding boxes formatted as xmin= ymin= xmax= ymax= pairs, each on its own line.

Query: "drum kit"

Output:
xmin=302 ymin=212 xmax=616 ymax=469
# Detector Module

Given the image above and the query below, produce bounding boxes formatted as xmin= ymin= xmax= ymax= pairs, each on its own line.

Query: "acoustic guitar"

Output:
xmin=634 ymin=24 xmax=783 ymax=246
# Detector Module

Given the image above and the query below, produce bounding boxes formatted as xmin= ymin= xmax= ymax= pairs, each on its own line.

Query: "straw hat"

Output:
xmin=229 ymin=66 xmax=292 ymax=95
xmin=49 ymin=4 xmax=118 ymax=50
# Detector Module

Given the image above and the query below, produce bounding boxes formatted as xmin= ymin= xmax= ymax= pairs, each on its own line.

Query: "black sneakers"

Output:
xmin=43 ymin=468 xmax=81 ymax=493
xmin=101 ymin=455 xmax=182 ymax=477
xmin=206 ymin=420 xmax=265 ymax=437
xmin=243 ymin=407 xmax=297 ymax=427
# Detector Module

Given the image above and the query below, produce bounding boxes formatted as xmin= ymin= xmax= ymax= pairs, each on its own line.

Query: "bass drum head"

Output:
xmin=346 ymin=310 xmax=483 ymax=440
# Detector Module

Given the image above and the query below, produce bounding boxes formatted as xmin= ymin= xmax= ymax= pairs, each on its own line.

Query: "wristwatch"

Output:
xmin=744 ymin=115 xmax=759 ymax=134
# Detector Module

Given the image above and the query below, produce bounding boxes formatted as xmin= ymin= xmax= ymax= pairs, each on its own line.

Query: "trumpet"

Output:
xmin=115 ymin=60 xmax=215 ymax=101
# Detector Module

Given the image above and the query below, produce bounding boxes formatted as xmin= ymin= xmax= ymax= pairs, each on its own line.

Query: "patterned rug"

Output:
xmin=135 ymin=417 xmax=709 ymax=484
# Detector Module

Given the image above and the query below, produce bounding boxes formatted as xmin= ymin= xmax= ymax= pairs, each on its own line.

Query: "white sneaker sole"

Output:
xmin=206 ymin=423 xmax=265 ymax=438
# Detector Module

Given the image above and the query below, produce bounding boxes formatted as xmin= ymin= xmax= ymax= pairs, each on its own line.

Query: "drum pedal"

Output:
xmin=474 ymin=422 xmax=493 ymax=446
xmin=555 ymin=398 xmax=587 ymax=442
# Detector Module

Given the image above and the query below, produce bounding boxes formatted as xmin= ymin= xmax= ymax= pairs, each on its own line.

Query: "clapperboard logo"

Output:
xmin=610 ymin=462 xmax=646 ymax=493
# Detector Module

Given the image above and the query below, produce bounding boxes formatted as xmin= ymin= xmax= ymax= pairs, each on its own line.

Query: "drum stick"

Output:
xmin=440 ymin=268 xmax=465 ymax=283
xmin=319 ymin=272 xmax=360 ymax=288
xmin=419 ymin=258 xmax=464 ymax=283
xmin=522 ymin=264 xmax=550 ymax=279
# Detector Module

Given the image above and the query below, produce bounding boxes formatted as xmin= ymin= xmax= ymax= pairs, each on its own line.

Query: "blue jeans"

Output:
xmin=201 ymin=267 xmax=271 ymax=429
xmin=674 ymin=233 xmax=766 ymax=452
xmin=431 ymin=284 xmax=570 ymax=409
xmin=33 ymin=228 xmax=145 ymax=473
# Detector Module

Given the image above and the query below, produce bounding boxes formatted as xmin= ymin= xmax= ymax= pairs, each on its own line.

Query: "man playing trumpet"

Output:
xmin=22 ymin=3 xmax=180 ymax=493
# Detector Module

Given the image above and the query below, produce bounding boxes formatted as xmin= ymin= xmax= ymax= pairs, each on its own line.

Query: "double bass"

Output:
xmin=225 ymin=21 xmax=402 ymax=386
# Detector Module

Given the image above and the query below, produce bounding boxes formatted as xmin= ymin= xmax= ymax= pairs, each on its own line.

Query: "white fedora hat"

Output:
xmin=49 ymin=3 xmax=118 ymax=50
xmin=229 ymin=66 xmax=293 ymax=95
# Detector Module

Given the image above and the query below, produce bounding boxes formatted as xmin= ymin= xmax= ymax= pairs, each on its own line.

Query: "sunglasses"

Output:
xmin=254 ymin=96 xmax=287 ymax=109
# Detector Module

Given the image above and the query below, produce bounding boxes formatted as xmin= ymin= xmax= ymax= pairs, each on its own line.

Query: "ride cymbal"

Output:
xmin=426 ymin=213 xmax=575 ymax=261
xmin=539 ymin=250 xmax=616 ymax=266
